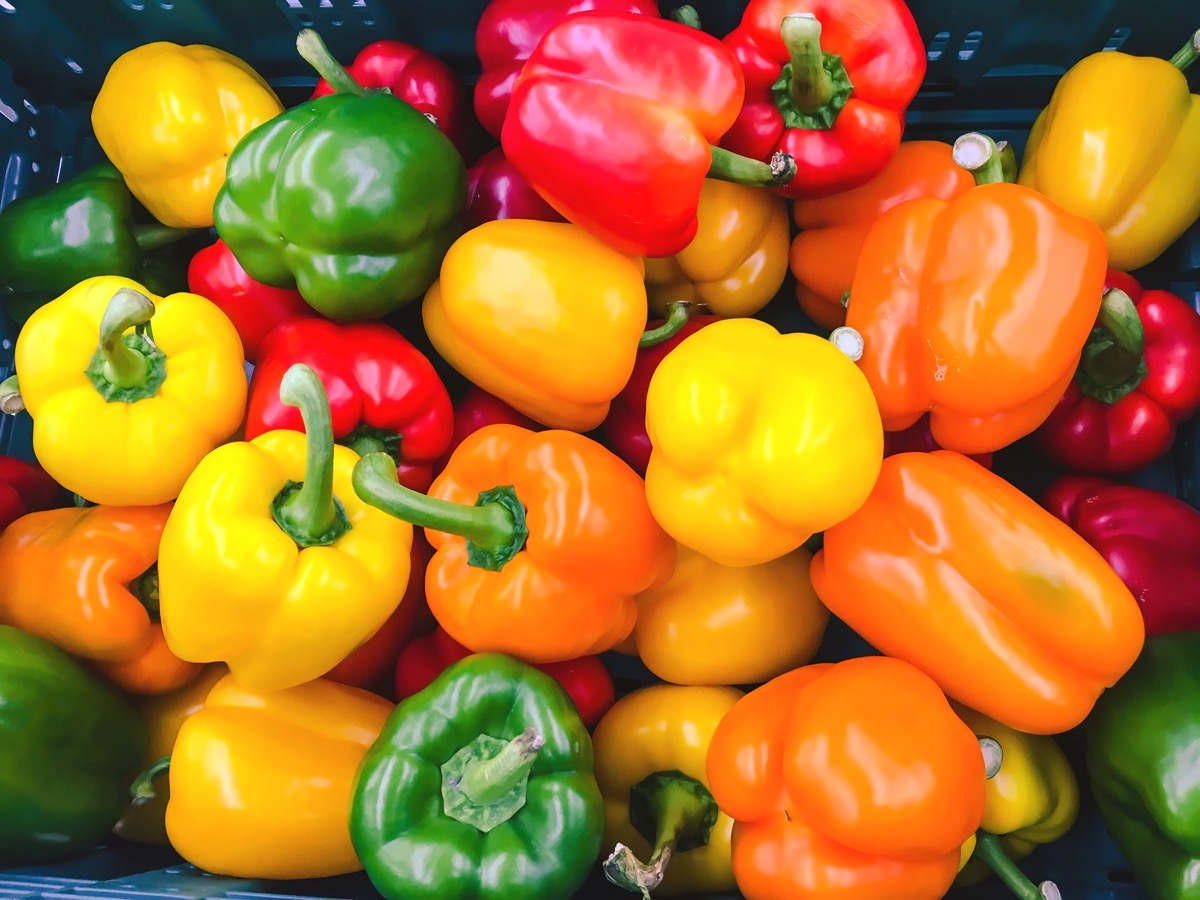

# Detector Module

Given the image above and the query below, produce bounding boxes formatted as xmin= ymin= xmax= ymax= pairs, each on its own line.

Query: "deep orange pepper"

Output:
xmin=790 ymin=141 xmax=974 ymax=330
xmin=810 ymin=451 xmax=1145 ymax=735
xmin=706 ymin=657 xmax=986 ymax=900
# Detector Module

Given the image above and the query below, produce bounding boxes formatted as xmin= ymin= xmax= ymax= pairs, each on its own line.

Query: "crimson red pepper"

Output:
xmin=245 ymin=319 xmax=453 ymax=493
xmin=310 ymin=39 xmax=473 ymax=161
xmin=433 ymin=386 xmax=542 ymax=475
xmin=465 ymin=147 xmax=566 ymax=229
xmin=0 ymin=457 xmax=63 ymax=533
xmin=1043 ymin=476 xmax=1200 ymax=637
xmin=882 ymin=415 xmax=994 ymax=470
xmin=1036 ymin=270 xmax=1200 ymax=475
xmin=394 ymin=627 xmax=616 ymax=728
xmin=187 ymin=240 xmax=313 ymax=364
xmin=721 ymin=0 xmax=925 ymax=199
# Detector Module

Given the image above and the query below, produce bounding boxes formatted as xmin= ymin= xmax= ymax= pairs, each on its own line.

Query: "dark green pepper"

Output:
xmin=0 ymin=625 xmax=147 ymax=865
xmin=213 ymin=30 xmax=466 ymax=323
xmin=1086 ymin=632 xmax=1200 ymax=900
xmin=350 ymin=653 xmax=604 ymax=900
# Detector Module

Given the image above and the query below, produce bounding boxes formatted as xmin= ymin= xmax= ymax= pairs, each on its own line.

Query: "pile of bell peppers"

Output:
xmin=1 ymin=6 xmax=1199 ymax=900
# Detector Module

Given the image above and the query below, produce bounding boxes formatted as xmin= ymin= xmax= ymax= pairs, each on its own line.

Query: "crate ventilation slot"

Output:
xmin=0 ymin=1 xmax=14 ymax=12
xmin=927 ymin=31 xmax=951 ymax=61
xmin=1104 ymin=27 xmax=1132 ymax=51
xmin=958 ymin=31 xmax=983 ymax=60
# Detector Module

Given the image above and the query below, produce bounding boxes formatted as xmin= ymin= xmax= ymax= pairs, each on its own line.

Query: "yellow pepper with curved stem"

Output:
xmin=644 ymin=180 xmax=790 ymax=319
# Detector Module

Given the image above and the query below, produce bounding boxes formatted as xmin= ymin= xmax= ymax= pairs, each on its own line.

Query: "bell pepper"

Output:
xmin=3 ymin=276 xmax=246 ymax=507
xmin=0 ymin=625 xmax=146 ymax=866
xmin=1044 ymin=476 xmax=1200 ymax=637
xmin=1035 ymin=269 xmax=1200 ymax=474
xmin=159 ymin=364 xmax=412 ymax=692
xmin=883 ymin=414 xmax=993 ymax=469
xmin=434 ymin=386 xmax=541 ymax=475
xmin=840 ymin=134 xmax=1109 ymax=455
xmin=790 ymin=140 xmax=974 ymax=329
xmin=1086 ymin=632 xmax=1200 ymax=900
xmin=0 ymin=503 xmax=199 ymax=694
xmin=214 ymin=31 xmax=465 ymax=322
xmin=705 ymin=657 xmax=986 ymax=899
xmin=394 ymin=627 xmax=615 ymax=729
xmin=0 ymin=164 xmax=200 ymax=326
xmin=632 ymin=544 xmax=828 ymax=686
xmin=422 ymin=219 xmax=650 ymax=431
xmin=595 ymin=685 xmax=741 ymax=897
xmin=131 ymin=672 xmax=392 ymax=879
xmin=113 ymin=663 xmax=228 ymax=845
xmin=310 ymin=39 xmax=473 ymax=160
xmin=811 ymin=451 xmax=1145 ymax=735
xmin=1019 ymin=30 xmax=1200 ymax=270
xmin=644 ymin=317 xmax=882 ymax=567
xmin=465 ymin=147 xmax=566 ymax=229
xmin=350 ymin=653 xmax=605 ymax=900
xmin=186 ymin=239 xmax=313 ymax=365
xmin=502 ymin=12 xmax=797 ymax=258
xmin=0 ymin=456 xmax=63 ymax=533
xmin=721 ymin=0 xmax=926 ymax=199
xmin=91 ymin=42 xmax=283 ymax=229
xmin=353 ymin=424 xmax=676 ymax=663
xmin=245 ymin=318 xmax=454 ymax=494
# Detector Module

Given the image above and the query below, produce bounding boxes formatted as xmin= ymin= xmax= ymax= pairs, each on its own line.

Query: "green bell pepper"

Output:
xmin=0 ymin=164 xmax=196 ymax=326
xmin=1086 ymin=632 xmax=1200 ymax=899
xmin=0 ymin=625 xmax=147 ymax=865
xmin=350 ymin=653 xmax=604 ymax=900
xmin=213 ymin=30 xmax=466 ymax=322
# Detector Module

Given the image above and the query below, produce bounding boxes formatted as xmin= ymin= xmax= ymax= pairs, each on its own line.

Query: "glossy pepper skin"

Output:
xmin=706 ymin=657 xmax=986 ymax=899
xmin=434 ymin=386 xmax=541 ymax=475
xmin=721 ymin=0 xmax=926 ymax=199
xmin=11 ymin=276 xmax=247 ymax=506
xmin=645 ymin=317 xmax=883 ymax=567
xmin=187 ymin=240 xmax=312 ymax=364
xmin=0 ymin=456 xmax=63 ymax=533
xmin=811 ymin=451 xmax=1145 ymax=735
xmin=1044 ymin=476 xmax=1200 ymax=637
xmin=1086 ymin=633 xmax=1200 ymax=900
xmin=883 ymin=415 xmax=993 ymax=469
xmin=790 ymin=141 xmax=973 ymax=329
xmin=351 ymin=653 xmax=605 ymax=900
xmin=845 ymin=181 xmax=1108 ymax=455
xmin=632 ymin=545 xmax=828 ymax=686
xmin=394 ymin=627 xmax=615 ymax=729
xmin=0 ymin=625 xmax=146 ymax=866
xmin=1019 ymin=33 xmax=1200 ymax=270
xmin=1036 ymin=270 xmax=1200 ymax=474
xmin=246 ymin=318 xmax=454 ymax=494
xmin=0 ymin=504 xmax=199 ymax=694
xmin=214 ymin=32 xmax=465 ymax=322
xmin=423 ymin=220 xmax=648 ymax=431
xmin=92 ymin=43 xmax=283 ymax=228
xmin=464 ymin=147 xmax=566 ymax=229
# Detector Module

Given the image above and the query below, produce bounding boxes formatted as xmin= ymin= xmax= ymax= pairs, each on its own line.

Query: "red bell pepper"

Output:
xmin=1036 ymin=270 xmax=1200 ymax=475
xmin=310 ymin=39 xmax=473 ymax=161
xmin=0 ymin=457 xmax=63 ymax=533
xmin=1043 ymin=476 xmax=1200 ymax=637
xmin=502 ymin=12 xmax=797 ymax=257
xmin=434 ymin=386 xmax=541 ymax=475
xmin=187 ymin=240 xmax=313 ymax=364
xmin=473 ymin=0 xmax=661 ymax=140
xmin=245 ymin=319 xmax=454 ymax=493
xmin=721 ymin=0 xmax=926 ymax=199
xmin=394 ymin=627 xmax=616 ymax=728
xmin=883 ymin=415 xmax=994 ymax=470
xmin=465 ymin=147 xmax=566 ymax=229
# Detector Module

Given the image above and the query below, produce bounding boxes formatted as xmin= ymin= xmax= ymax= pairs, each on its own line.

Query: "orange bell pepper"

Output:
xmin=810 ymin=451 xmax=1145 ymax=735
xmin=0 ymin=504 xmax=200 ymax=694
xmin=352 ymin=424 xmax=676 ymax=663
xmin=706 ymin=657 xmax=986 ymax=900
xmin=790 ymin=140 xmax=974 ymax=330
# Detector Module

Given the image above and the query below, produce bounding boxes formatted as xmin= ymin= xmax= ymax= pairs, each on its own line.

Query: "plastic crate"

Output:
xmin=2 ymin=1 xmax=1197 ymax=898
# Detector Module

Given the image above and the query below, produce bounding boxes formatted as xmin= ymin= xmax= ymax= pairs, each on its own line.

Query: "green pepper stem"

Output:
xmin=130 ymin=565 xmax=160 ymax=622
xmin=98 ymin=289 xmax=155 ymax=389
xmin=979 ymin=736 xmax=1004 ymax=780
xmin=708 ymin=146 xmax=797 ymax=188
xmin=132 ymin=224 xmax=201 ymax=252
xmin=829 ymin=326 xmax=864 ymax=362
xmin=640 ymin=302 xmax=693 ymax=348
xmin=347 ymin=435 xmax=389 ymax=457
xmin=668 ymin=5 xmax=701 ymax=28
xmin=129 ymin=755 xmax=171 ymax=806
xmin=1169 ymin=29 xmax=1200 ymax=71
xmin=296 ymin=29 xmax=367 ymax=96
xmin=996 ymin=141 xmax=1018 ymax=183
xmin=781 ymin=14 xmax=834 ymax=112
xmin=973 ymin=831 xmax=1060 ymax=900
xmin=459 ymin=728 xmax=544 ymax=806
xmin=0 ymin=375 xmax=22 ymax=415
xmin=1077 ymin=288 xmax=1147 ymax=402
xmin=953 ymin=132 xmax=1008 ymax=186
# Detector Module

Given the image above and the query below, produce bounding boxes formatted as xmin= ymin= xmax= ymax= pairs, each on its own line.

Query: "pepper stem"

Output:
xmin=352 ymin=452 xmax=528 ymax=571
xmin=98 ymin=289 xmax=155 ymax=389
xmin=953 ymin=133 xmax=1008 ymax=186
xmin=130 ymin=564 xmax=160 ymax=622
xmin=459 ymin=728 xmax=544 ymax=805
xmin=129 ymin=755 xmax=171 ymax=806
xmin=668 ymin=5 xmax=701 ymax=28
xmin=640 ymin=302 xmax=693 ymax=348
xmin=996 ymin=140 xmax=1018 ymax=184
xmin=0 ymin=375 xmax=22 ymax=415
xmin=131 ymin=224 xmax=201 ymax=252
xmin=829 ymin=325 xmax=865 ymax=362
xmin=973 ymin=831 xmax=1060 ymax=900
xmin=782 ymin=15 xmax=834 ymax=111
xmin=1169 ymin=29 xmax=1200 ymax=71
xmin=1077 ymin=288 xmax=1148 ymax=403
xmin=708 ymin=146 xmax=797 ymax=188
xmin=296 ymin=29 xmax=367 ymax=96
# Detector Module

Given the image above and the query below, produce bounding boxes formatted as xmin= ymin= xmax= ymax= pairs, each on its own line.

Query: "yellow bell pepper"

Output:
xmin=644 ymin=179 xmax=790 ymax=319
xmin=593 ymin=684 xmax=742 ymax=897
xmin=632 ymin=544 xmax=828 ymax=685
xmin=159 ymin=364 xmax=412 ymax=692
xmin=130 ymin=673 xmax=392 ymax=879
xmin=91 ymin=42 xmax=283 ymax=228
xmin=644 ymin=318 xmax=882 ymax=567
xmin=1019 ymin=30 xmax=1200 ymax=270
xmin=5 ymin=276 xmax=246 ymax=507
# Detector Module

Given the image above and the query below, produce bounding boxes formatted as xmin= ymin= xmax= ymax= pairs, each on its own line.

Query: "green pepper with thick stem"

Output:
xmin=350 ymin=653 xmax=605 ymax=900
